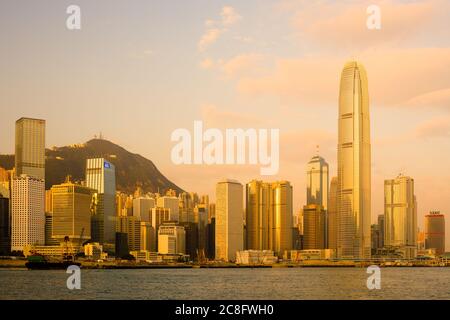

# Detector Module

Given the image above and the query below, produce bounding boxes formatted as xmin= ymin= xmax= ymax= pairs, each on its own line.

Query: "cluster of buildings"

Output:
xmin=0 ymin=62 xmax=447 ymax=264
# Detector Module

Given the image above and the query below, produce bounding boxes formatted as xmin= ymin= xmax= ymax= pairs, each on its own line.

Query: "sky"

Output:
xmin=1 ymin=0 xmax=449 ymax=248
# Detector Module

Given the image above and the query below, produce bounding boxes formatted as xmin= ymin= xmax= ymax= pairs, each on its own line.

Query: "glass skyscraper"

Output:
xmin=86 ymin=158 xmax=116 ymax=252
xmin=384 ymin=174 xmax=417 ymax=258
xmin=306 ymin=155 xmax=329 ymax=210
xmin=246 ymin=180 xmax=293 ymax=257
xmin=337 ymin=61 xmax=371 ymax=259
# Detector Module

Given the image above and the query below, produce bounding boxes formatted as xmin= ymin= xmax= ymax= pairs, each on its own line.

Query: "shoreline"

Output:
xmin=1 ymin=260 xmax=448 ymax=270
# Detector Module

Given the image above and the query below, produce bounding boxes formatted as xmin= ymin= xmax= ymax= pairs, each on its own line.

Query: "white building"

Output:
xmin=216 ymin=179 xmax=243 ymax=262
xmin=158 ymin=223 xmax=185 ymax=254
xmin=133 ymin=197 xmax=155 ymax=222
xmin=11 ymin=175 xmax=45 ymax=251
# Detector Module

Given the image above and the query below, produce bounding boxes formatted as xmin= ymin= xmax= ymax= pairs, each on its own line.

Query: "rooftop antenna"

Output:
xmin=316 ymin=145 xmax=320 ymax=156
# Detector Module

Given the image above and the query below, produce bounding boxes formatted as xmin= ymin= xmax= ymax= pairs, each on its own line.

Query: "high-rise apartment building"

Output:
xmin=51 ymin=179 xmax=93 ymax=244
xmin=216 ymin=179 xmax=243 ymax=262
xmin=246 ymin=180 xmax=293 ymax=257
xmin=11 ymin=175 xmax=45 ymax=251
xmin=425 ymin=211 xmax=445 ymax=255
xmin=15 ymin=118 xmax=45 ymax=180
xmin=337 ymin=61 xmax=371 ymax=259
xmin=86 ymin=158 xmax=116 ymax=250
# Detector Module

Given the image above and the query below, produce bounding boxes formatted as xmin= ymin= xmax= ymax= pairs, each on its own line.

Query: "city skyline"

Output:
xmin=1 ymin=0 xmax=449 ymax=250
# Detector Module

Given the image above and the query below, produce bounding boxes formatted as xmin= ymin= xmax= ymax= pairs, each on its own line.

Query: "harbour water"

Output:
xmin=0 ymin=267 xmax=449 ymax=300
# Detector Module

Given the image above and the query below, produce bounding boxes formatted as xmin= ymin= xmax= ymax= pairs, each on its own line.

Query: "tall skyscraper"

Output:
xmin=302 ymin=204 xmax=326 ymax=250
xmin=306 ymin=155 xmax=329 ymax=210
xmin=15 ymin=118 xmax=45 ymax=180
xmin=425 ymin=211 xmax=445 ymax=255
xmin=11 ymin=175 xmax=45 ymax=252
xmin=86 ymin=158 xmax=116 ymax=251
xmin=246 ymin=180 xmax=293 ymax=257
xmin=215 ymin=179 xmax=243 ymax=262
xmin=51 ymin=178 xmax=93 ymax=244
xmin=337 ymin=61 xmax=371 ymax=259
xmin=327 ymin=176 xmax=338 ymax=250
xmin=384 ymin=175 xmax=417 ymax=258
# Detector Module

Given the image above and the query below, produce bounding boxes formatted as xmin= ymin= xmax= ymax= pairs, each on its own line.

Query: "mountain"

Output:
xmin=0 ymin=139 xmax=184 ymax=194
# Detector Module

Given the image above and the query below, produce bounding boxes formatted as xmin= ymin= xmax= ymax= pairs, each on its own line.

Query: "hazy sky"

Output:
xmin=1 ymin=0 xmax=449 ymax=248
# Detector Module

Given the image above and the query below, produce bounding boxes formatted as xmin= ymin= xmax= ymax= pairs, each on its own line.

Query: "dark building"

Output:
xmin=207 ymin=218 xmax=215 ymax=260
xmin=181 ymin=222 xmax=199 ymax=261
xmin=0 ymin=197 xmax=10 ymax=255
xmin=115 ymin=232 xmax=129 ymax=259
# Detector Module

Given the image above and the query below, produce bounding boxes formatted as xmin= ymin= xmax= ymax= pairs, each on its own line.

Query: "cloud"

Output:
xmin=221 ymin=6 xmax=242 ymax=27
xmin=237 ymin=47 xmax=450 ymax=108
xmin=199 ymin=58 xmax=214 ymax=69
xmin=289 ymin=0 xmax=448 ymax=51
xmin=198 ymin=28 xmax=223 ymax=52
xmin=201 ymin=104 xmax=267 ymax=128
xmin=415 ymin=117 xmax=450 ymax=139
xmin=198 ymin=6 xmax=241 ymax=52
xmin=219 ymin=53 xmax=265 ymax=79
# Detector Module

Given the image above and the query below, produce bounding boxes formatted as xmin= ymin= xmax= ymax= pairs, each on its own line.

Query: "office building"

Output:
xmin=337 ymin=61 xmax=371 ymax=259
xmin=425 ymin=211 xmax=445 ymax=255
xmin=246 ymin=180 xmax=293 ymax=257
xmin=86 ymin=158 xmax=116 ymax=250
xmin=116 ymin=215 xmax=141 ymax=252
xmin=216 ymin=179 xmax=243 ymax=262
xmin=327 ymin=176 xmax=338 ymax=250
xmin=158 ymin=223 xmax=186 ymax=255
xmin=15 ymin=118 xmax=46 ymax=180
xmin=0 ymin=196 xmax=10 ymax=255
xmin=11 ymin=175 xmax=45 ymax=252
xmin=306 ymin=155 xmax=329 ymax=210
xmin=157 ymin=196 xmax=179 ymax=222
xmin=51 ymin=178 xmax=93 ymax=244
xmin=384 ymin=175 xmax=417 ymax=258
xmin=302 ymin=204 xmax=326 ymax=250
xmin=133 ymin=197 xmax=155 ymax=222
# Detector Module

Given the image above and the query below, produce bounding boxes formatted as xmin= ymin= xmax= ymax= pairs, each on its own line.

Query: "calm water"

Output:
xmin=0 ymin=268 xmax=449 ymax=300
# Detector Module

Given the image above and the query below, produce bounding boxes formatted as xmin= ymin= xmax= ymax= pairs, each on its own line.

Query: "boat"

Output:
xmin=25 ymin=254 xmax=81 ymax=270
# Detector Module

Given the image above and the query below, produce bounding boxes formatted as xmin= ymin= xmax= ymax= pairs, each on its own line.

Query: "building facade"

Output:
xmin=337 ymin=61 xmax=371 ymax=259
xmin=11 ymin=175 xmax=45 ymax=252
xmin=15 ymin=118 xmax=46 ymax=180
xmin=51 ymin=180 xmax=93 ymax=244
xmin=384 ymin=175 xmax=417 ymax=258
xmin=86 ymin=158 xmax=116 ymax=250
xmin=158 ymin=223 xmax=186 ymax=255
xmin=302 ymin=204 xmax=326 ymax=250
xmin=246 ymin=180 xmax=293 ymax=257
xmin=306 ymin=155 xmax=329 ymax=210
xmin=425 ymin=211 xmax=445 ymax=255
xmin=215 ymin=179 xmax=243 ymax=262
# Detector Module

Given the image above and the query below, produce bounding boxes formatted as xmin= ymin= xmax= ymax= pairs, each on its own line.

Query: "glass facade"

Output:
xmin=337 ymin=61 xmax=371 ymax=259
